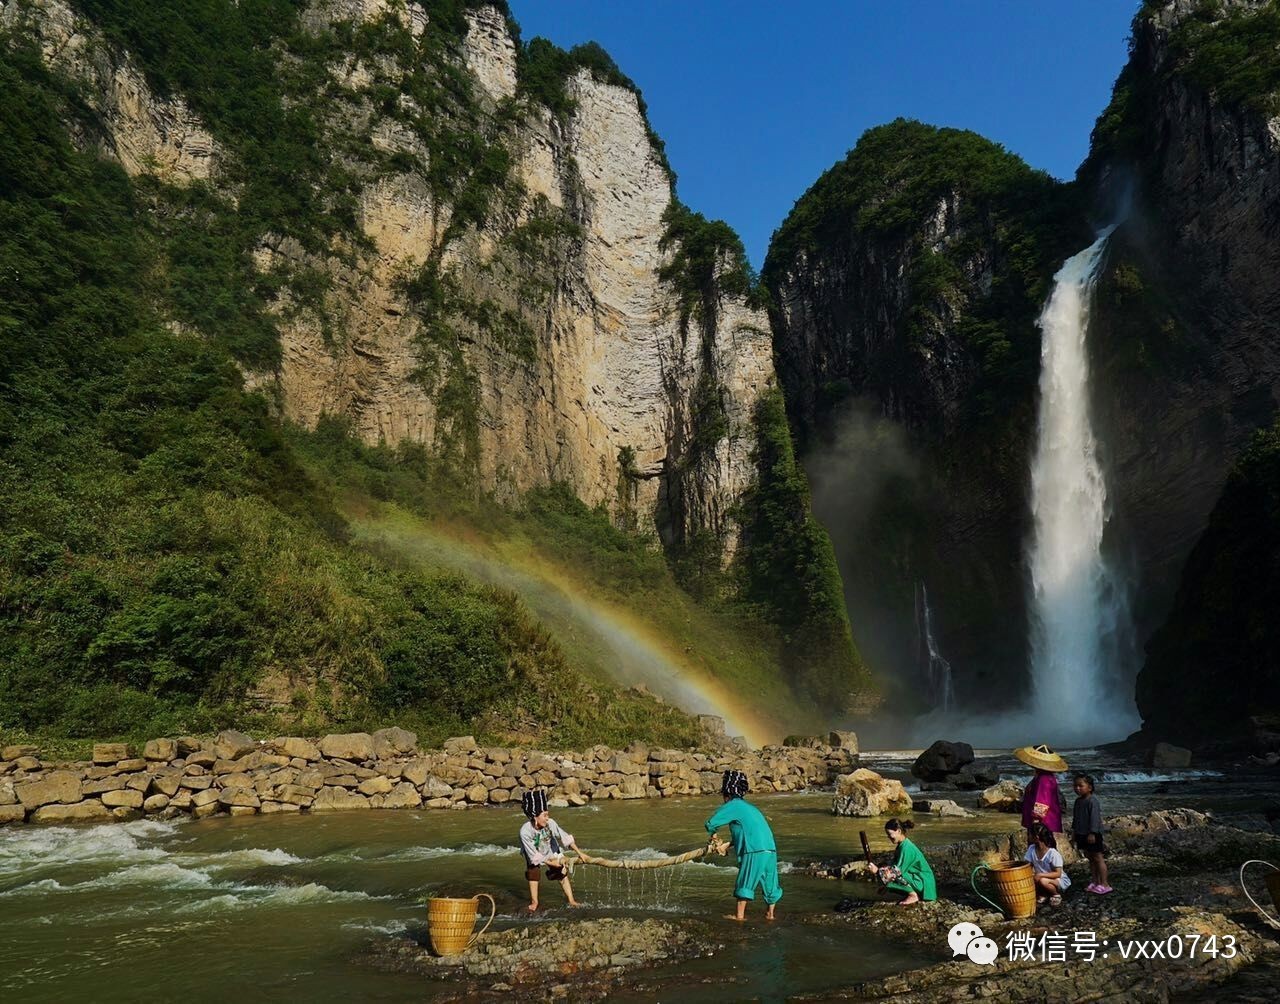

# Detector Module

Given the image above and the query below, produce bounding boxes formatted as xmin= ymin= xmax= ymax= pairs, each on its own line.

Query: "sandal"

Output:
xmin=1049 ymin=894 xmax=1062 ymax=907
xmin=1093 ymin=885 xmax=1114 ymax=895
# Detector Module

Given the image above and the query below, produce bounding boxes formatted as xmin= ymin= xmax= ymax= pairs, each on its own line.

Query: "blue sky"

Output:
xmin=509 ymin=0 xmax=1138 ymax=268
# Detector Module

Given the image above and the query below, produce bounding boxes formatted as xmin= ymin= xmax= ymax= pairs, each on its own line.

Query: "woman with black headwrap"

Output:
xmin=518 ymin=788 xmax=581 ymax=912
xmin=703 ymin=770 xmax=782 ymax=921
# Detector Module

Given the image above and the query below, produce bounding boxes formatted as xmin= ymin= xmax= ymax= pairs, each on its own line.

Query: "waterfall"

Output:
xmin=1027 ymin=225 xmax=1138 ymax=743
xmin=915 ymin=581 xmax=954 ymax=712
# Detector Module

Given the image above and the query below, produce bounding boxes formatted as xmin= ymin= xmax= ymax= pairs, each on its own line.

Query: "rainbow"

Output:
xmin=351 ymin=510 xmax=787 ymax=747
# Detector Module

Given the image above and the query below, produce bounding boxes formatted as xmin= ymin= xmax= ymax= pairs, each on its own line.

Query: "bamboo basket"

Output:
xmin=971 ymin=861 xmax=1037 ymax=919
xmin=427 ymin=894 xmax=496 ymax=956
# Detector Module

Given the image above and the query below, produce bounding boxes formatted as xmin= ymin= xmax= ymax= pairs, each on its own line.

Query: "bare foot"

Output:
xmin=896 ymin=893 xmax=919 ymax=907
xmin=526 ymin=903 xmax=539 ymax=913
xmin=723 ymin=913 xmax=745 ymax=922
xmin=765 ymin=910 xmax=776 ymax=921
xmin=567 ymin=900 xmax=582 ymax=908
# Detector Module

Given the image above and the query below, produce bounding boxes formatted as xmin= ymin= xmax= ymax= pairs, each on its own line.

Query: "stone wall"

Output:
xmin=0 ymin=729 xmax=860 ymax=826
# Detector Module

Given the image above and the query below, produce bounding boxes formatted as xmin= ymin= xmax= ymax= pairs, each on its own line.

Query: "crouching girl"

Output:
xmin=867 ymin=818 xmax=936 ymax=906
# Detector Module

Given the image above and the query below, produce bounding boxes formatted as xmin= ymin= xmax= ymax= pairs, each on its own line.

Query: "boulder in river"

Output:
xmin=910 ymin=740 xmax=974 ymax=781
xmin=828 ymin=730 xmax=859 ymax=752
xmin=1147 ymin=742 xmax=1193 ymax=768
xmin=912 ymin=797 xmax=973 ymax=818
xmin=832 ymin=769 xmax=913 ymax=817
xmin=977 ymin=779 xmax=1024 ymax=812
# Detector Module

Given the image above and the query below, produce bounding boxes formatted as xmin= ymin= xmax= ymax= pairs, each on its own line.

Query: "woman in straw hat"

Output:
xmin=1014 ymin=744 xmax=1068 ymax=844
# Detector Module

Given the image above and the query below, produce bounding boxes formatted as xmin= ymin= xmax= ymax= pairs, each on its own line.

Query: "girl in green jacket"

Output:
xmin=867 ymin=818 xmax=936 ymax=905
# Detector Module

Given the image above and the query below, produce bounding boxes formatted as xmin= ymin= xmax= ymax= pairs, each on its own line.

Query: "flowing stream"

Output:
xmin=2 ymin=758 xmax=1261 ymax=1001
xmin=1027 ymin=227 xmax=1137 ymax=744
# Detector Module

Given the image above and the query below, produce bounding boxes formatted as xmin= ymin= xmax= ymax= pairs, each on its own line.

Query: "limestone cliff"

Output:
xmin=764 ymin=120 xmax=1085 ymax=704
xmin=1 ymin=0 xmax=866 ymax=711
xmin=766 ymin=1 xmax=1280 ymax=714
xmin=263 ymin=3 xmax=775 ymax=564
xmin=1085 ymin=0 xmax=1280 ymax=739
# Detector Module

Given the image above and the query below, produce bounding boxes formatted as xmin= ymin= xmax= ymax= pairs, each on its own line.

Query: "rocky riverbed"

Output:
xmin=792 ymin=809 xmax=1280 ymax=1002
xmin=0 ymin=725 xmax=860 ymax=826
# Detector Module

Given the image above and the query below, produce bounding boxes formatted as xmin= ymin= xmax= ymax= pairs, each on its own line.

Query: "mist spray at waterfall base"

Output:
xmin=859 ymin=227 xmax=1143 ymax=752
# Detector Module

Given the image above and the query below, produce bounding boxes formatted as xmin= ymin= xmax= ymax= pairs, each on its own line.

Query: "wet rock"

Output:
xmin=697 ymin=714 xmax=726 ymax=736
xmin=375 ymin=917 xmax=693 ymax=982
xmin=978 ymin=779 xmax=1024 ymax=812
xmin=910 ymin=741 xmax=975 ymax=781
xmin=828 ymin=730 xmax=859 ymax=753
xmin=318 ymin=733 xmax=375 ymax=762
xmin=912 ymin=798 xmax=973 ymax=818
xmin=31 ymin=800 xmax=111 ymax=823
xmin=832 ymin=769 xmax=913 ymax=817
xmin=1148 ymin=741 xmax=1193 ymax=769
xmin=0 ymin=803 xmax=25 ymax=824
xmin=143 ymin=794 xmax=170 ymax=812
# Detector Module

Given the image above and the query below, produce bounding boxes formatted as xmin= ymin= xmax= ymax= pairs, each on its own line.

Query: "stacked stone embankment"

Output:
xmin=0 ymin=728 xmax=859 ymax=826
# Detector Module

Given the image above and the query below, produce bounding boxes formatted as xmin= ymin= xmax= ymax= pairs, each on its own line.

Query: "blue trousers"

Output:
xmin=735 ymin=850 xmax=783 ymax=904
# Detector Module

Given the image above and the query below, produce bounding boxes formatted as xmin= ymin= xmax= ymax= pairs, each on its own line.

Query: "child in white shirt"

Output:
xmin=1025 ymin=821 xmax=1071 ymax=907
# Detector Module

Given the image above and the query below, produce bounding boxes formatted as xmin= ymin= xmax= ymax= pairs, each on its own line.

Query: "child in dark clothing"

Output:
xmin=1072 ymin=774 xmax=1112 ymax=894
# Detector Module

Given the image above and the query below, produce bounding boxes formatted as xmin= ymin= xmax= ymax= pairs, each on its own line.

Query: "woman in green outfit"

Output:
xmin=866 ymin=818 xmax=936 ymax=905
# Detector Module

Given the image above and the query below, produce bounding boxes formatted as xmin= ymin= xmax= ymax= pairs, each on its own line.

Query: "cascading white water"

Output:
xmin=915 ymin=581 xmax=954 ymax=712
xmin=1027 ymin=226 xmax=1138 ymax=744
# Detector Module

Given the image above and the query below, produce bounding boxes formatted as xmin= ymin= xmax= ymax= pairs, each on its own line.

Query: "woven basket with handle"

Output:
xmin=427 ymin=894 xmax=496 ymax=956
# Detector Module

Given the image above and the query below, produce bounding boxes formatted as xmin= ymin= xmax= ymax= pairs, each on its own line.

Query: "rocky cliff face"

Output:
xmin=764 ymin=120 xmax=1085 ymax=703
xmin=767 ymin=1 xmax=1280 ymax=713
xmin=264 ymin=3 xmax=775 ymax=560
xmin=1085 ymin=0 xmax=1280 ymax=738
xmin=0 ymin=0 xmax=216 ymax=182
xmin=9 ymin=0 xmax=775 ymax=563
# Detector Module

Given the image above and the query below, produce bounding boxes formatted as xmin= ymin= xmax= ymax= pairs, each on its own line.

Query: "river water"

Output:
xmin=1 ymin=750 xmax=1267 ymax=1001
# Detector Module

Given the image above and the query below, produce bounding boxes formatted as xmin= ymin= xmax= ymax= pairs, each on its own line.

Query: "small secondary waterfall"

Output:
xmin=1027 ymin=226 xmax=1137 ymax=742
xmin=915 ymin=581 xmax=954 ymax=712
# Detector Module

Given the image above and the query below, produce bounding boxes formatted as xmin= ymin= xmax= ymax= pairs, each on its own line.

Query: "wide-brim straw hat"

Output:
xmin=1013 ymin=744 xmax=1069 ymax=773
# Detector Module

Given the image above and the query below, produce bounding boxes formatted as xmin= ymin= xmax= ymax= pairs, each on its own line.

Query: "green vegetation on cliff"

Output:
xmin=766 ymin=118 xmax=1086 ymax=424
xmin=1084 ymin=1 xmax=1280 ymax=184
xmin=1167 ymin=0 xmax=1280 ymax=115
xmin=734 ymin=391 xmax=871 ymax=707
xmin=1137 ymin=421 xmax=1280 ymax=735
xmin=0 ymin=34 xmax=694 ymax=749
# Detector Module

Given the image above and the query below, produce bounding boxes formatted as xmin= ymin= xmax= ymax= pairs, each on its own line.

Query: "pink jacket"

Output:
xmin=1021 ymin=771 xmax=1064 ymax=832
